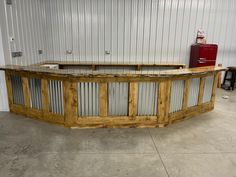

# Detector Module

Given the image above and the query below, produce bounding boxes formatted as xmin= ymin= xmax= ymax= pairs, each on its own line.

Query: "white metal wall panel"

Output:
xmin=78 ymin=82 xmax=99 ymax=117
xmin=170 ymin=80 xmax=184 ymax=113
xmin=2 ymin=0 xmax=46 ymax=66
xmin=0 ymin=72 xmax=9 ymax=111
xmin=137 ymin=82 xmax=158 ymax=116
xmin=0 ymin=26 xmax=9 ymax=111
xmin=0 ymin=0 xmax=236 ymax=67
xmin=108 ymin=82 xmax=128 ymax=116
xmin=188 ymin=77 xmax=200 ymax=107
xmin=40 ymin=0 xmax=236 ymax=67
xmin=48 ymin=80 xmax=64 ymax=115
xmin=203 ymin=76 xmax=214 ymax=103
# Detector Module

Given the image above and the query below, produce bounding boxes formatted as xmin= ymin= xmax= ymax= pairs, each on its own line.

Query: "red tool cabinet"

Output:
xmin=189 ymin=44 xmax=218 ymax=68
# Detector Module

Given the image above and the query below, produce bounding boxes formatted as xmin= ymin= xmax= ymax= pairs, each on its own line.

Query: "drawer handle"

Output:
xmin=198 ymin=60 xmax=206 ymax=64
xmin=199 ymin=58 xmax=206 ymax=60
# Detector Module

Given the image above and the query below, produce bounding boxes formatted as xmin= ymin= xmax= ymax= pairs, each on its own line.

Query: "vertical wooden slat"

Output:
xmin=99 ymin=82 xmax=108 ymax=117
xmin=41 ymin=79 xmax=49 ymax=113
xmin=211 ymin=73 xmax=219 ymax=104
xmin=217 ymin=64 xmax=222 ymax=88
xmin=22 ymin=77 xmax=30 ymax=108
xmin=64 ymin=80 xmax=78 ymax=126
xmin=128 ymin=82 xmax=138 ymax=117
xmin=5 ymin=71 xmax=13 ymax=106
xmin=158 ymin=80 xmax=171 ymax=125
xmin=182 ymin=79 xmax=190 ymax=110
xmin=198 ymin=77 xmax=206 ymax=105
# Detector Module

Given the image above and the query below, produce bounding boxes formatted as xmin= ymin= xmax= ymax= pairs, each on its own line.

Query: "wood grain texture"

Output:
xmin=198 ymin=77 xmax=206 ymax=105
xmin=41 ymin=79 xmax=49 ymax=113
xmin=128 ymin=82 xmax=138 ymax=117
xmin=99 ymin=82 xmax=108 ymax=117
xmin=169 ymin=103 xmax=213 ymax=124
xmin=158 ymin=80 xmax=171 ymax=124
xmin=211 ymin=73 xmax=219 ymax=104
xmin=63 ymin=80 xmax=78 ymax=126
xmin=0 ymin=65 xmax=225 ymax=80
xmin=182 ymin=79 xmax=190 ymax=110
xmin=22 ymin=77 xmax=30 ymax=108
xmin=3 ymin=69 xmax=221 ymax=128
xmin=5 ymin=72 xmax=13 ymax=106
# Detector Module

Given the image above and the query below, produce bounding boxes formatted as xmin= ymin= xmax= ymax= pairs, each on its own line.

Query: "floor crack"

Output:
xmin=148 ymin=128 xmax=170 ymax=177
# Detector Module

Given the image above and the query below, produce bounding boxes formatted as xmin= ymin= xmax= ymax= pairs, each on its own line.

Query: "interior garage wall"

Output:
xmin=43 ymin=0 xmax=236 ymax=66
xmin=0 ymin=26 xmax=9 ymax=111
xmin=1 ymin=0 xmax=46 ymax=66
xmin=1 ymin=0 xmax=236 ymax=67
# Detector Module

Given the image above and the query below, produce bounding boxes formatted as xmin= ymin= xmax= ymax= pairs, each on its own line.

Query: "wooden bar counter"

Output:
xmin=0 ymin=63 xmax=225 ymax=128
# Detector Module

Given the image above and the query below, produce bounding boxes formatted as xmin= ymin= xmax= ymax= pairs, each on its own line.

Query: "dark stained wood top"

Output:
xmin=32 ymin=60 xmax=186 ymax=68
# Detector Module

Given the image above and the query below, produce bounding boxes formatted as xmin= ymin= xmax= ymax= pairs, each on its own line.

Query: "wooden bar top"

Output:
xmin=0 ymin=64 xmax=225 ymax=78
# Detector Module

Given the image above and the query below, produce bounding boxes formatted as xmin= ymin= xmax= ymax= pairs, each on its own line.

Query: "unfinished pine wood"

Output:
xmin=182 ymin=79 xmax=190 ymax=110
xmin=26 ymin=108 xmax=43 ymax=120
xmin=99 ymin=82 xmax=108 ymax=117
xmin=169 ymin=102 xmax=213 ymax=124
xmin=22 ymin=77 xmax=30 ymax=108
xmin=92 ymin=65 xmax=96 ymax=71
xmin=2 ymin=69 xmax=224 ymax=128
xmin=158 ymin=80 xmax=171 ymax=124
xmin=5 ymin=72 xmax=13 ymax=106
xmin=198 ymin=77 xmax=206 ymax=105
xmin=10 ymin=104 xmax=27 ymax=116
xmin=128 ymin=82 xmax=138 ymax=117
xmin=63 ymin=80 xmax=78 ymax=126
xmin=41 ymin=79 xmax=49 ymax=113
xmin=217 ymin=64 xmax=222 ymax=88
xmin=0 ymin=65 xmax=225 ymax=80
xmin=75 ymin=116 xmax=160 ymax=128
xmin=211 ymin=73 xmax=219 ymax=104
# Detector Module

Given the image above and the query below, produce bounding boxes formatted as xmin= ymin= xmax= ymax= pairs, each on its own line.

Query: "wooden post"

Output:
xmin=211 ymin=73 xmax=219 ymax=104
xmin=217 ymin=64 xmax=222 ymax=88
xmin=92 ymin=65 xmax=96 ymax=71
xmin=22 ymin=77 xmax=30 ymax=108
xmin=128 ymin=82 xmax=138 ymax=117
xmin=198 ymin=77 xmax=206 ymax=105
xmin=99 ymin=82 xmax=108 ymax=117
xmin=136 ymin=65 xmax=141 ymax=71
xmin=63 ymin=80 xmax=78 ymax=127
xmin=182 ymin=79 xmax=190 ymax=110
xmin=5 ymin=72 xmax=13 ymax=107
xmin=41 ymin=79 xmax=50 ymax=113
xmin=158 ymin=80 xmax=171 ymax=125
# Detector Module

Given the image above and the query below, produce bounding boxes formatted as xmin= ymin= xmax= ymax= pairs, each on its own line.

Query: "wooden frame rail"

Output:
xmin=35 ymin=61 xmax=186 ymax=71
xmin=2 ymin=66 xmax=224 ymax=128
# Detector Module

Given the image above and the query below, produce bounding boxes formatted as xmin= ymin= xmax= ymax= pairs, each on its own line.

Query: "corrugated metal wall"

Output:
xmin=29 ymin=78 xmax=42 ymax=110
xmin=48 ymin=80 xmax=64 ymax=115
xmin=1 ymin=0 xmax=236 ymax=66
xmin=188 ymin=78 xmax=200 ymax=107
xmin=108 ymin=82 xmax=129 ymax=116
xmin=170 ymin=80 xmax=184 ymax=113
xmin=11 ymin=75 xmax=24 ymax=105
xmin=0 ymin=26 xmax=9 ymax=111
xmin=137 ymin=82 xmax=158 ymax=116
xmin=1 ymin=0 xmax=46 ymax=65
xmin=78 ymin=82 xmax=100 ymax=116
xmin=42 ymin=0 xmax=236 ymax=66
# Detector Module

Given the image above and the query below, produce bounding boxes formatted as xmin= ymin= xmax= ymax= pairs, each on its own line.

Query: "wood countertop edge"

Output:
xmin=0 ymin=65 xmax=226 ymax=78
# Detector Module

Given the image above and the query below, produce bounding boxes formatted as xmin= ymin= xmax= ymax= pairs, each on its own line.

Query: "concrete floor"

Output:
xmin=0 ymin=89 xmax=236 ymax=177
